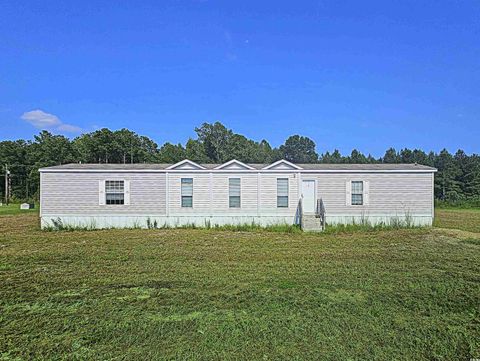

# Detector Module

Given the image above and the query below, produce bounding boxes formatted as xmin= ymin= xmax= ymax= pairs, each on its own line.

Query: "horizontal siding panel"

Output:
xmin=168 ymin=174 xmax=210 ymax=213
xmin=260 ymin=173 xmax=299 ymax=213
xmin=41 ymin=171 xmax=432 ymax=219
xmin=211 ymin=174 xmax=258 ymax=211
xmin=41 ymin=172 xmax=166 ymax=215
xmin=315 ymin=173 xmax=432 ymax=215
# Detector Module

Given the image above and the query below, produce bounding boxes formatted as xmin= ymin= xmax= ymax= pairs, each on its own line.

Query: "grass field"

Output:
xmin=1 ymin=211 xmax=479 ymax=360
xmin=435 ymin=208 xmax=480 ymax=233
xmin=0 ymin=203 xmax=38 ymax=216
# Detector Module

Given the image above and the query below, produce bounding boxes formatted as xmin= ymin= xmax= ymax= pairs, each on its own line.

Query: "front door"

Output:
xmin=301 ymin=180 xmax=315 ymax=213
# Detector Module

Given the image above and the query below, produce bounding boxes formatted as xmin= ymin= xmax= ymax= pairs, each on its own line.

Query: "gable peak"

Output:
xmin=214 ymin=159 xmax=255 ymax=170
xmin=262 ymin=159 xmax=302 ymax=170
xmin=166 ymin=159 xmax=206 ymax=170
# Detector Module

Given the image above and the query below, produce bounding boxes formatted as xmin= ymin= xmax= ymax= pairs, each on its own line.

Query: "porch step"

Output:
xmin=301 ymin=214 xmax=324 ymax=232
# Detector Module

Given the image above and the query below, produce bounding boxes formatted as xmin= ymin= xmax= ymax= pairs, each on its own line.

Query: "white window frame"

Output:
xmin=100 ymin=179 xmax=130 ymax=206
xmin=277 ymin=178 xmax=289 ymax=208
xmin=181 ymin=178 xmax=193 ymax=208
xmin=351 ymin=181 xmax=364 ymax=205
xmin=229 ymin=177 xmax=241 ymax=208
xmin=346 ymin=180 xmax=369 ymax=206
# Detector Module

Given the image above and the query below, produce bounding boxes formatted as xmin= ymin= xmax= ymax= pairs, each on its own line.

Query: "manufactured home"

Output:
xmin=39 ymin=159 xmax=436 ymax=230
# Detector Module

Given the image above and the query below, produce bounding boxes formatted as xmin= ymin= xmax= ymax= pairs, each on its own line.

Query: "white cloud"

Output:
xmin=21 ymin=110 xmax=61 ymax=128
xmin=21 ymin=109 xmax=81 ymax=133
xmin=57 ymin=123 xmax=82 ymax=132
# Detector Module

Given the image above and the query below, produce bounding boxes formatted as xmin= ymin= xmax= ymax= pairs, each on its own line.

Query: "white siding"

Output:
xmin=315 ymin=173 xmax=432 ymax=216
xmin=168 ymin=173 xmax=210 ymax=214
xmin=210 ymin=174 xmax=258 ymax=214
xmin=41 ymin=172 xmax=166 ymax=215
xmin=41 ymin=169 xmax=434 ymax=227
xmin=259 ymin=173 xmax=299 ymax=213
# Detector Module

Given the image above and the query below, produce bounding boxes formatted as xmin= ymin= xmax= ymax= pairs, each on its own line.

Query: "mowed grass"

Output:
xmin=435 ymin=208 xmax=480 ymax=233
xmin=0 ymin=203 xmax=38 ymax=216
xmin=1 ymin=213 xmax=479 ymax=360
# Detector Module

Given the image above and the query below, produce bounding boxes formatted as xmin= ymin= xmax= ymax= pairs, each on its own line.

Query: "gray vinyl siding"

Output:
xmin=41 ymin=172 xmax=166 ymax=215
xmin=259 ymin=173 xmax=299 ymax=213
xmin=168 ymin=173 xmax=210 ymax=214
xmin=40 ymin=170 xmax=433 ymax=220
xmin=313 ymin=172 xmax=433 ymax=216
xmin=219 ymin=174 xmax=257 ymax=212
xmin=168 ymin=173 xmax=260 ymax=215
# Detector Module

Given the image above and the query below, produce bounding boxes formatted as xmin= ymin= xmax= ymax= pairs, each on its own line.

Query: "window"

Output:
xmin=105 ymin=180 xmax=125 ymax=205
xmin=351 ymin=181 xmax=363 ymax=205
xmin=277 ymin=178 xmax=289 ymax=207
xmin=181 ymin=178 xmax=193 ymax=207
xmin=229 ymin=178 xmax=241 ymax=208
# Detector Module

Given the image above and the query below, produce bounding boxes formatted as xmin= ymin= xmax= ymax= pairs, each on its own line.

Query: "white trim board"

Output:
xmin=262 ymin=159 xmax=303 ymax=170
xmin=214 ymin=159 xmax=255 ymax=170
xmin=166 ymin=159 xmax=206 ymax=170
xmin=39 ymin=169 xmax=437 ymax=174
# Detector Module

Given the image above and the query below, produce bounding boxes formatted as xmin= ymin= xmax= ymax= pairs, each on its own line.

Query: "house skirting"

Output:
xmin=325 ymin=214 xmax=433 ymax=226
xmin=40 ymin=213 xmax=433 ymax=229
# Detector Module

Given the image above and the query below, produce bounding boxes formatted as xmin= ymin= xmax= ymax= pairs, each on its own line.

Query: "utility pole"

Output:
xmin=4 ymin=164 xmax=10 ymax=205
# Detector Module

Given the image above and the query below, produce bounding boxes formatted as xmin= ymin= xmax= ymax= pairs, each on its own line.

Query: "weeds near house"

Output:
xmin=146 ymin=217 xmax=159 ymax=229
xmin=44 ymin=217 xmax=99 ymax=231
xmin=324 ymin=212 xmax=422 ymax=234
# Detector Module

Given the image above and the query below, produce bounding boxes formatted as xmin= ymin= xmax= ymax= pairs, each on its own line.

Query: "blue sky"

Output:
xmin=1 ymin=0 xmax=479 ymax=157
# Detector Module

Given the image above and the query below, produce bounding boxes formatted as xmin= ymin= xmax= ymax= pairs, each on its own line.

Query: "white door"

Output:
xmin=301 ymin=180 xmax=315 ymax=213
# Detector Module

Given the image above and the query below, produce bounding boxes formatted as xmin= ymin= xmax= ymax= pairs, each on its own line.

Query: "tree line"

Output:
xmin=1 ymin=122 xmax=479 ymax=205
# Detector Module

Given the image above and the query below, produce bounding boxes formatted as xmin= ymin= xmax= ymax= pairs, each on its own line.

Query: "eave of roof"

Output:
xmin=39 ymin=163 xmax=437 ymax=172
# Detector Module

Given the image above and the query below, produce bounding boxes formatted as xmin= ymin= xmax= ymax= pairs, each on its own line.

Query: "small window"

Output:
xmin=229 ymin=178 xmax=241 ymax=208
xmin=105 ymin=180 xmax=125 ymax=205
xmin=181 ymin=178 xmax=193 ymax=207
xmin=351 ymin=181 xmax=363 ymax=205
xmin=277 ymin=178 xmax=289 ymax=208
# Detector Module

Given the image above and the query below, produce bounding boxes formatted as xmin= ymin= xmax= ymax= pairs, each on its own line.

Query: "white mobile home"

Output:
xmin=39 ymin=159 xmax=436 ymax=230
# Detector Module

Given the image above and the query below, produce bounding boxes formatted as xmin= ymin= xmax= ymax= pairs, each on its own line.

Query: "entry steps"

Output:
xmin=301 ymin=214 xmax=324 ymax=232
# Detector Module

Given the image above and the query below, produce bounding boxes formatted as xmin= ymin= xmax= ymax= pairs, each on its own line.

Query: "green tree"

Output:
xmin=195 ymin=122 xmax=233 ymax=162
xmin=435 ymin=149 xmax=463 ymax=200
xmin=157 ymin=143 xmax=186 ymax=163
xmin=412 ymin=149 xmax=430 ymax=165
xmin=279 ymin=135 xmax=318 ymax=163
xmin=194 ymin=122 xmax=275 ymax=164
xmin=256 ymin=140 xmax=275 ymax=164
xmin=400 ymin=148 xmax=414 ymax=163
xmin=463 ymin=154 xmax=480 ymax=198
xmin=26 ymin=131 xmax=76 ymax=199
xmin=111 ymin=129 xmax=158 ymax=163
xmin=73 ymin=128 xmax=115 ymax=163
xmin=73 ymin=128 xmax=158 ymax=163
xmin=185 ymin=138 xmax=210 ymax=163
xmin=320 ymin=149 xmax=345 ymax=163
xmin=348 ymin=149 xmax=368 ymax=163
xmin=0 ymin=140 xmax=30 ymax=200
xmin=382 ymin=148 xmax=400 ymax=163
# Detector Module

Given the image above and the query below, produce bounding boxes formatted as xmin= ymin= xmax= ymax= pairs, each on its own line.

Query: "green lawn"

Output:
xmin=435 ymin=208 xmax=480 ymax=233
xmin=0 ymin=203 xmax=38 ymax=216
xmin=1 ymin=212 xmax=479 ymax=360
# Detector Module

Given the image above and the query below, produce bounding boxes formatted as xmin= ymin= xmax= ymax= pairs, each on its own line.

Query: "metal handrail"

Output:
xmin=297 ymin=197 xmax=303 ymax=225
xmin=315 ymin=198 xmax=326 ymax=230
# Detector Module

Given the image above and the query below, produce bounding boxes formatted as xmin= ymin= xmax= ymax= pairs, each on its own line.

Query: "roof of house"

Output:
xmin=40 ymin=161 xmax=437 ymax=172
